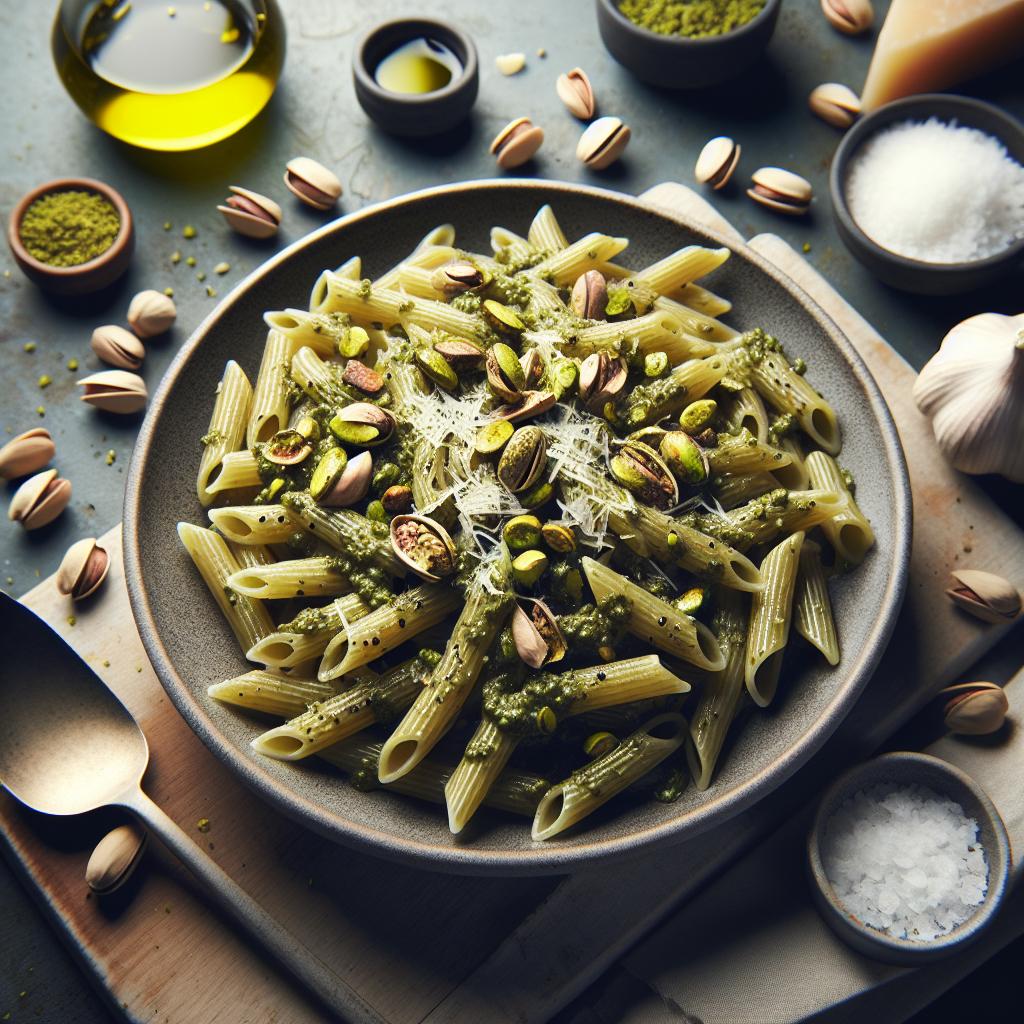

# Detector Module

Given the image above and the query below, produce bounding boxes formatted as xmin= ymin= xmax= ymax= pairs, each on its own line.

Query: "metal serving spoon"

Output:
xmin=0 ymin=592 xmax=382 ymax=1024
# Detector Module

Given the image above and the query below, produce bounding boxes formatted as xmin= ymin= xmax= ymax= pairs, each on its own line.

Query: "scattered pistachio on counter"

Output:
xmin=495 ymin=52 xmax=526 ymax=76
xmin=556 ymin=67 xmax=596 ymax=120
xmin=577 ymin=116 xmax=631 ymax=170
xmin=91 ymin=324 xmax=145 ymax=370
xmin=86 ymin=823 xmax=147 ymax=895
xmin=820 ymin=0 xmax=874 ymax=35
xmin=695 ymin=136 xmax=741 ymax=190
xmin=78 ymin=370 xmax=148 ymax=415
xmin=8 ymin=468 xmax=72 ymax=531
xmin=940 ymin=681 xmax=1009 ymax=736
xmin=127 ymin=290 xmax=176 ymax=338
xmin=56 ymin=537 xmax=110 ymax=601
xmin=0 ymin=428 xmax=55 ymax=480
xmin=809 ymin=83 xmax=861 ymax=129
xmin=217 ymin=186 xmax=282 ymax=239
xmin=490 ymin=117 xmax=545 ymax=170
xmin=284 ymin=157 xmax=342 ymax=210
xmin=747 ymin=167 xmax=813 ymax=216
xmin=946 ymin=569 xmax=1022 ymax=624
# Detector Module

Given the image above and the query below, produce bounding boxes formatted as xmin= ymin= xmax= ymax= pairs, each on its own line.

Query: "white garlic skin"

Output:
xmin=913 ymin=313 xmax=1024 ymax=483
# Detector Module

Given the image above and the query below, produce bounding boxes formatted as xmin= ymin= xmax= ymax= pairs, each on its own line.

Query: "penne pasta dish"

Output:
xmin=180 ymin=205 xmax=873 ymax=841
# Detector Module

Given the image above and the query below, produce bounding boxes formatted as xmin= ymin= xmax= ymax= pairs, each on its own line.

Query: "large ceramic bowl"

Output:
xmin=125 ymin=180 xmax=911 ymax=875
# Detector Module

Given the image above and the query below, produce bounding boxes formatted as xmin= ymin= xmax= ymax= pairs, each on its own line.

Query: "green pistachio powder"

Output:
xmin=19 ymin=190 xmax=121 ymax=267
xmin=619 ymin=0 xmax=766 ymax=37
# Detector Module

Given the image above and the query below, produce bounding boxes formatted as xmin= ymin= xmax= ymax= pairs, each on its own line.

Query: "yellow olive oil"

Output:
xmin=52 ymin=0 xmax=284 ymax=151
xmin=374 ymin=37 xmax=462 ymax=95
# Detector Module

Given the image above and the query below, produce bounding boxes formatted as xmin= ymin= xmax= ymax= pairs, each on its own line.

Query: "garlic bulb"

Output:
xmin=913 ymin=312 xmax=1024 ymax=482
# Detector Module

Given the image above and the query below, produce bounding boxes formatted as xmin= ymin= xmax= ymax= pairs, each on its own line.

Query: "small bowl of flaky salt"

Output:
xmin=807 ymin=752 xmax=1011 ymax=966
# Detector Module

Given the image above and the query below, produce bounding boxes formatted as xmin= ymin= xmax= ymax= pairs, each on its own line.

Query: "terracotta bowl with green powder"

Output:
xmin=8 ymin=177 xmax=134 ymax=295
xmin=596 ymin=0 xmax=781 ymax=89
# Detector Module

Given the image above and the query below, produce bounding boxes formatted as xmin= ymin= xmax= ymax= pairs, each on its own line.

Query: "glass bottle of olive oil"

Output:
xmin=52 ymin=0 xmax=285 ymax=151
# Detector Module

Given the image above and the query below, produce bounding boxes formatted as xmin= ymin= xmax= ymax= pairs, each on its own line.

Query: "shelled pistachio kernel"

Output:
xmin=475 ymin=419 xmax=514 ymax=456
xmin=284 ymin=156 xmax=342 ymax=210
xmin=576 ymin=116 xmax=631 ymax=170
xmin=550 ymin=358 xmax=578 ymax=400
xmin=541 ymin=522 xmax=576 ymax=553
xmin=809 ymin=83 xmax=861 ymax=129
xmin=679 ymin=399 xmax=717 ymax=433
xmin=644 ymin=351 xmax=669 ymax=378
xmin=694 ymin=136 xmax=740 ymax=190
xmin=747 ymin=167 xmax=813 ymax=216
xmin=676 ymin=586 xmax=705 ymax=615
xmin=381 ymin=485 xmax=413 ymax=516
xmin=487 ymin=341 xmax=527 ymax=401
xmin=503 ymin=514 xmax=543 ymax=551
xmin=483 ymin=300 xmax=525 ymax=336
xmin=518 ymin=480 xmax=554 ymax=510
xmin=490 ymin=117 xmax=544 ymax=170
xmin=309 ymin=447 xmax=348 ymax=500
xmin=338 ymin=325 xmax=370 ymax=359
xmin=512 ymin=549 xmax=549 ymax=587
xmin=414 ymin=347 xmax=459 ymax=390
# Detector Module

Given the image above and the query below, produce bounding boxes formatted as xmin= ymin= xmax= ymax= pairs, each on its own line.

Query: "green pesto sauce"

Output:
xmin=200 ymin=429 xmax=226 ymax=447
xmin=280 ymin=604 xmax=336 ymax=634
xmin=766 ymin=412 xmax=797 ymax=445
xmin=675 ymin=509 xmax=752 ymax=548
xmin=611 ymin=368 xmax=688 ymax=427
xmin=558 ymin=596 xmax=632 ymax=657
xmin=481 ymin=666 xmax=592 ymax=737
xmin=654 ymin=763 xmax=688 ymax=802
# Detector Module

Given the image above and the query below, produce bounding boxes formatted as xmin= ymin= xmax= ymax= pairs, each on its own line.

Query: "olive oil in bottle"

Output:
xmin=52 ymin=0 xmax=285 ymax=151
xmin=374 ymin=37 xmax=462 ymax=95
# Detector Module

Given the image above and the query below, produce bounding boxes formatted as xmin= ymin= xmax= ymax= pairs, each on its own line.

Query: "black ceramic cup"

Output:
xmin=353 ymin=19 xmax=478 ymax=137
xmin=595 ymin=0 xmax=781 ymax=89
xmin=830 ymin=94 xmax=1024 ymax=295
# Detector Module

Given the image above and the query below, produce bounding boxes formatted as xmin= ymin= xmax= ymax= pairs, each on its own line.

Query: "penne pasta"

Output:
xmin=805 ymin=450 xmax=875 ymax=565
xmin=771 ymin=435 xmax=810 ymax=491
xmin=719 ymin=388 xmax=770 ymax=444
xmin=208 ymin=504 xmax=295 ymax=546
xmin=263 ymin=308 xmax=349 ymax=357
xmin=196 ymin=360 xmax=252 ymax=506
xmin=247 ymin=330 xmax=297 ymax=446
xmin=227 ymin=556 xmax=353 ymax=600
xmin=727 ymin=488 xmax=843 ymax=551
xmin=630 ymin=246 xmax=730 ymax=294
xmin=711 ymin=471 xmax=778 ymax=510
xmin=705 ymin=429 xmax=794 ymax=476
xmin=678 ymin=281 xmax=732 ymax=318
xmin=527 ymin=204 xmax=570 ymax=252
xmin=611 ymin=354 xmax=729 ymax=429
xmin=203 ymin=450 xmax=262 ymax=496
xmin=794 ymin=538 xmax=840 ymax=665
xmin=530 ymin=232 xmax=629 ymax=284
xmin=208 ymin=669 xmax=339 ymax=718
xmin=247 ymin=593 xmax=371 ymax=669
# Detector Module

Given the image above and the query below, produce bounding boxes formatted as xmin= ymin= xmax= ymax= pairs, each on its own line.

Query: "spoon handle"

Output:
xmin=120 ymin=788 xmax=384 ymax=1024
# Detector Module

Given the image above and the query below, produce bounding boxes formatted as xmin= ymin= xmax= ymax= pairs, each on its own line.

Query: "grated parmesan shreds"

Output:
xmin=402 ymin=386 xmax=487 ymax=450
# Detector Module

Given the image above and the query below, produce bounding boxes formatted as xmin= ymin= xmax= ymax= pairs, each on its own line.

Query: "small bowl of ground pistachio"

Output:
xmin=7 ymin=177 xmax=134 ymax=295
xmin=596 ymin=0 xmax=781 ymax=89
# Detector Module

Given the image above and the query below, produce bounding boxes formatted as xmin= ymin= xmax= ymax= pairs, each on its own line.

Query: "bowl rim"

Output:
xmin=352 ymin=17 xmax=479 ymax=109
xmin=6 ymin=176 xmax=133 ymax=279
xmin=829 ymin=94 xmax=1024 ymax=276
xmin=807 ymin=750 xmax=1012 ymax=961
xmin=596 ymin=0 xmax=781 ymax=46
xmin=123 ymin=178 xmax=912 ymax=874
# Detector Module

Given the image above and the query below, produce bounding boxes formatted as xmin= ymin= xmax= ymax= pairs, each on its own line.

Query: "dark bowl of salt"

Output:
xmin=807 ymin=752 xmax=1011 ymax=966
xmin=830 ymin=95 xmax=1024 ymax=295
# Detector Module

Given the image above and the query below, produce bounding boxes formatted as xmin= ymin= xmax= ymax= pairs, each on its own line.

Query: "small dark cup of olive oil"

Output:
xmin=354 ymin=19 xmax=478 ymax=138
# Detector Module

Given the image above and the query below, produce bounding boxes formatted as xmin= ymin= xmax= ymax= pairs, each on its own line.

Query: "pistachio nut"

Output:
xmin=578 ymin=351 xmax=627 ymax=408
xmin=0 ymin=428 xmax=54 ymax=480
xmin=541 ymin=522 xmax=576 ymax=553
xmin=487 ymin=342 xmax=527 ymax=401
xmin=56 ymin=537 xmax=110 ymax=601
xmin=309 ymin=447 xmax=349 ymax=500
xmin=809 ymin=83 xmax=862 ymax=129
xmin=86 ymin=823 xmax=147 ymax=896
xmin=747 ymin=167 xmax=813 ymax=216
xmin=284 ymin=156 xmax=342 ymax=210
xmin=535 ymin=706 xmax=558 ymax=735
xmin=78 ymin=370 xmax=148 ymax=415
xmin=127 ymin=290 xmax=176 ymax=338
xmin=495 ymin=390 xmax=557 ymax=424
xmin=483 ymin=299 xmax=525 ymax=336
xmin=571 ymin=270 xmax=608 ymax=319
xmin=679 ymin=399 xmax=717 ymax=433
xmin=820 ymin=0 xmax=873 ymax=35
xmin=576 ymin=116 xmax=631 ymax=170
xmin=390 ymin=514 xmax=457 ymax=581
xmin=550 ymin=358 xmax=578 ymax=401
xmin=342 ymin=359 xmax=385 ymax=395
xmin=217 ymin=186 xmax=282 ymax=239
xmin=675 ymin=586 xmax=706 ymax=615
xmin=583 ymin=731 xmax=619 ymax=759
xmin=415 ymin=347 xmax=459 ymax=391
xmin=430 ymin=262 xmax=487 ymax=295
xmin=8 ymin=468 xmax=72 ymax=531
xmin=329 ymin=403 xmax=396 ymax=446
xmin=91 ymin=324 xmax=145 ymax=370
xmin=511 ymin=598 xmax=567 ymax=668
xmin=497 ymin=425 xmax=548 ymax=493
xmin=520 ymin=348 xmax=544 ymax=389
xmin=503 ymin=514 xmax=543 ymax=551
xmin=946 ymin=570 xmax=1022 ymax=624
xmin=940 ymin=681 xmax=1009 ymax=736
xmin=661 ymin=431 xmax=710 ymax=485
xmin=644 ymin=351 xmax=669 ymax=378
xmin=517 ymin=479 xmax=555 ymax=510
xmin=695 ymin=136 xmax=741 ymax=190
xmin=381 ymin=484 xmax=414 ymax=516
xmin=264 ymin=428 xmax=313 ymax=466
xmin=490 ymin=117 xmax=544 ymax=170
xmin=512 ymin=549 xmax=549 ymax=587
xmin=434 ymin=336 xmax=486 ymax=370
xmin=475 ymin=419 xmax=515 ymax=456
xmin=338 ymin=326 xmax=370 ymax=359
xmin=610 ymin=441 xmax=679 ymax=510
xmin=321 ymin=450 xmax=373 ymax=508
xmin=556 ymin=67 xmax=596 ymax=120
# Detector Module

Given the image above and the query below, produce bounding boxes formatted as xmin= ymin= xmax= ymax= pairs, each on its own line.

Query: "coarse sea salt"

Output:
xmin=821 ymin=783 xmax=988 ymax=942
xmin=846 ymin=117 xmax=1024 ymax=264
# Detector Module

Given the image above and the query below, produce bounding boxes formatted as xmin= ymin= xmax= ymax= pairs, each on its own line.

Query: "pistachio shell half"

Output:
xmin=218 ymin=186 xmax=282 ymax=239
xmin=487 ymin=342 xmax=527 ymax=401
xmin=329 ymin=403 xmax=396 ymax=446
xmin=56 ymin=537 xmax=110 ymax=601
xmin=941 ymin=681 xmax=1008 ymax=735
xmin=556 ymin=67 xmax=596 ymax=120
xmin=571 ymin=270 xmax=608 ymax=319
xmin=8 ymin=468 xmax=72 ymax=531
xmin=390 ymin=514 xmax=457 ymax=581
xmin=747 ymin=167 xmax=813 ymax=216
xmin=127 ymin=290 xmax=176 ymax=338
xmin=660 ymin=431 xmax=710 ymax=485
xmin=434 ymin=336 xmax=486 ymax=369
xmin=821 ymin=0 xmax=873 ymax=35
xmin=284 ymin=156 xmax=342 ymax=210
xmin=264 ymin=429 xmax=313 ymax=466
xmin=809 ymin=83 xmax=861 ymax=129
xmin=946 ymin=570 xmax=1022 ymax=624
xmin=497 ymin=425 xmax=547 ymax=493
xmin=495 ymin=390 xmax=557 ymax=424
xmin=0 ymin=428 xmax=54 ymax=480
xmin=490 ymin=117 xmax=544 ymax=170
xmin=695 ymin=136 xmax=740 ymax=190
xmin=91 ymin=325 xmax=145 ymax=370
xmin=78 ymin=370 xmax=148 ymax=414
xmin=321 ymin=450 xmax=373 ymax=507
xmin=520 ymin=348 xmax=543 ymax=389
xmin=577 ymin=116 xmax=631 ymax=170
xmin=511 ymin=598 xmax=567 ymax=668
xmin=578 ymin=351 xmax=627 ymax=408
xmin=609 ymin=441 xmax=679 ymax=509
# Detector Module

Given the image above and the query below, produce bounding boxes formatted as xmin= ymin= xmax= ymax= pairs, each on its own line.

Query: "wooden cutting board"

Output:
xmin=2 ymin=183 xmax=1021 ymax=1024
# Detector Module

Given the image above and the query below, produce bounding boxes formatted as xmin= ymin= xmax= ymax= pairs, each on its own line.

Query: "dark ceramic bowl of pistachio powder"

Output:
xmin=8 ymin=177 xmax=134 ymax=295
xmin=596 ymin=0 xmax=782 ymax=89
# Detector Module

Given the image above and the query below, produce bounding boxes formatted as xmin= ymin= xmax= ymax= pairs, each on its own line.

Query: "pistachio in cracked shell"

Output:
xmin=490 ymin=117 xmax=544 ymax=170
xmin=284 ymin=157 xmax=342 ymax=210
xmin=329 ymin=403 xmax=396 ymax=446
xmin=9 ymin=468 xmax=72 ymax=531
xmin=91 ymin=324 xmax=145 ymax=370
xmin=57 ymin=537 xmax=110 ymax=601
xmin=218 ymin=186 xmax=282 ymax=239
xmin=556 ymin=67 xmax=596 ymax=120
xmin=747 ymin=167 xmax=812 ymax=216
xmin=487 ymin=342 xmax=527 ymax=402
xmin=430 ymin=262 xmax=487 ymax=296
xmin=127 ymin=290 xmax=176 ymax=338
xmin=940 ymin=681 xmax=1009 ymax=736
xmin=820 ymin=0 xmax=873 ymax=35
xmin=497 ymin=425 xmax=547 ymax=493
xmin=695 ymin=136 xmax=741 ymax=190
xmin=578 ymin=351 xmax=627 ymax=409
xmin=809 ymin=83 xmax=861 ymax=129
xmin=577 ymin=116 xmax=630 ymax=170
xmin=571 ymin=270 xmax=608 ymax=319
xmin=390 ymin=514 xmax=457 ymax=581
xmin=78 ymin=370 xmax=148 ymax=414
xmin=0 ymin=428 xmax=55 ymax=480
